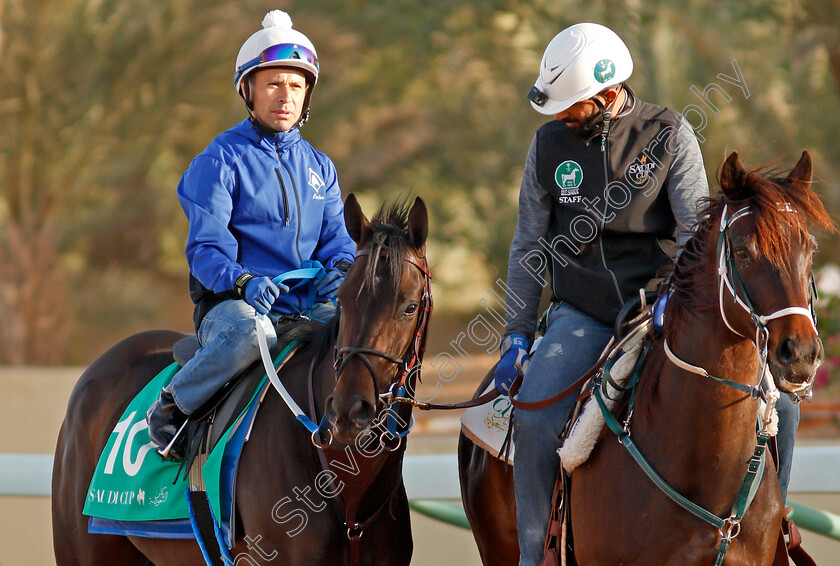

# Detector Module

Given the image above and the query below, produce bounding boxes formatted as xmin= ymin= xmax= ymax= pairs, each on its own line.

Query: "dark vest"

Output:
xmin=535 ymin=94 xmax=682 ymax=324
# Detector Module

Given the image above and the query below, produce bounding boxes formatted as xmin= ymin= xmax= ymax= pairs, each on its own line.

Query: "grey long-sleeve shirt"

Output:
xmin=504 ymin=115 xmax=709 ymax=338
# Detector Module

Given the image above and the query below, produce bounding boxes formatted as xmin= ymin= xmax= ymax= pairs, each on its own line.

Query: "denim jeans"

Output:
xmin=775 ymin=392 xmax=800 ymax=502
xmin=512 ymin=302 xmax=613 ymax=566
xmin=169 ymin=299 xmax=334 ymax=414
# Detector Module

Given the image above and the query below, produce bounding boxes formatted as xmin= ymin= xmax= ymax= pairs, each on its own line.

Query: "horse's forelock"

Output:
xmin=730 ymin=168 xmax=834 ymax=267
xmin=669 ymin=162 xmax=834 ymax=319
xmin=361 ymin=199 xmax=414 ymax=293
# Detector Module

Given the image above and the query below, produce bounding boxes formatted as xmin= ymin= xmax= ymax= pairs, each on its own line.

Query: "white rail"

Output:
xmin=2 ymin=447 xmax=839 ymax=498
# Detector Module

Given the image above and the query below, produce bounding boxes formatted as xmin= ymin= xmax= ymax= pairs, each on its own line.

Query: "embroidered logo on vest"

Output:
xmin=307 ymin=167 xmax=326 ymax=200
xmin=594 ymin=59 xmax=616 ymax=83
xmin=555 ymin=160 xmax=583 ymax=198
xmin=628 ymin=154 xmax=657 ymax=185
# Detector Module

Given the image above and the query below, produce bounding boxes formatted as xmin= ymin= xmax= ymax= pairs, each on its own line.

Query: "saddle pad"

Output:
xmin=558 ymin=339 xmax=643 ymax=473
xmin=86 ymin=378 xmax=266 ymax=542
xmin=460 ymin=383 xmax=515 ymax=464
xmin=82 ymin=341 xmax=292 ymax=526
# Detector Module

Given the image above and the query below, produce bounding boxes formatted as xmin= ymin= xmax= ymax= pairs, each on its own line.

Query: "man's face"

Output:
xmin=250 ymin=68 xmax=308 ymax=133
xmin=555 ymin=99 xmax=605 ymax=139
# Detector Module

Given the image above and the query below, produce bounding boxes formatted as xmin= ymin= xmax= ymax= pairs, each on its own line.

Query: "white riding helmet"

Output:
xmin=234 ymin=10 xmax=319 ymax=104
xmin=528 ymin=23 xmax=633 ymax=115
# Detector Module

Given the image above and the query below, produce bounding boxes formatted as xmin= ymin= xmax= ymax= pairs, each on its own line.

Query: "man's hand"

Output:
xmin=316 ymin=261 xmax=351 ymax=301
xmin=244 ymin=277 xmax=288 ymax=315
xmin=494 ymin=334 xmax=531 ymax=394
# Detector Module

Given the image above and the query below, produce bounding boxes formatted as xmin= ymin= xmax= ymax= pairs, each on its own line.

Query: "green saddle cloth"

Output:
xmin=82 ymin=340 xmax=297 ymax=523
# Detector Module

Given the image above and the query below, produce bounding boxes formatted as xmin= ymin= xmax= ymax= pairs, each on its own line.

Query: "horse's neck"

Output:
xmin=638 ymin=308 xmax=763 ymax=480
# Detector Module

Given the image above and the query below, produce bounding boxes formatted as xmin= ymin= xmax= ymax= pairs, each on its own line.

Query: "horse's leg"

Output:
xmin=458 ymin=431 xmax=519 ymax=566
xmin=129 ymin=538 xmax=205 ymax=565
xmin=52 ymin=387 xmax=152 ymax=566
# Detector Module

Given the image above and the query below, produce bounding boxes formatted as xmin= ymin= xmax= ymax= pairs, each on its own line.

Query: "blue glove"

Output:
xmin=316 ymin=262 xmax=350 ymax=301
xmin=244 ymin=277 xmax=287 ymax=315
xmin=494 ymin=334 xmax=530 ymax=394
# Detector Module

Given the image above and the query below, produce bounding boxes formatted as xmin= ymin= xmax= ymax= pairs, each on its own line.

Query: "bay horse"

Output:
xmin=459 ymin=151 xmax=834 ymax=565
xmin=52 ymin=195 xmax=431 ymax=566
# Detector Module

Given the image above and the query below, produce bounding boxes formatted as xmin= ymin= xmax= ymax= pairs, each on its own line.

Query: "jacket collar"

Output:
xmin=581 ymin=84 xmax=637 ymax=146
xmin=236 ymin=118 xmax=301 ymax=152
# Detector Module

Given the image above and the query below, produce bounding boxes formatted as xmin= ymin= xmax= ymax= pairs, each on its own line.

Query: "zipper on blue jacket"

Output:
xmin=275 ymin=144 xmax=303 ymax=264
xmin=273 ymin=168 xmax=291 ymax=226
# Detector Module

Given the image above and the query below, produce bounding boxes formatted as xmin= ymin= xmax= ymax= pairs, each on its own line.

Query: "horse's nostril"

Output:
xmin=348 ymin=397 xmax=375 ymax=428
xmin=776 ymin=336 xmax=823 ymax=366
xmin=776 ymin=337 xmax=798 ymax=365
xmin=325 ymin=395 xmax=338 ymax=423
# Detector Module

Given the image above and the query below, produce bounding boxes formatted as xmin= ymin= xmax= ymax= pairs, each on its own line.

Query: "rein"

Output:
xmin=255 ymin=248 xmax=433 ymax=449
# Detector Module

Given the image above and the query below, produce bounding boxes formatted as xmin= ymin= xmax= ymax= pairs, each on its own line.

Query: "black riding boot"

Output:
xmin=146 ymin=386 xmax=189 ymax=460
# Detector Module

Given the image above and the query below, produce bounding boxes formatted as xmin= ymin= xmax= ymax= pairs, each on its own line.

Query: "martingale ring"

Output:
xmin=311 ymin=428 xmax=333 ymax=450
xmin=379 ymin=430 xmax=403 ymax=452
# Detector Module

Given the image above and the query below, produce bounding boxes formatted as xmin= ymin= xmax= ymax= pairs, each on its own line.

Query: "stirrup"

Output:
xmin=156 ymin=419 xmax=190 ymax=461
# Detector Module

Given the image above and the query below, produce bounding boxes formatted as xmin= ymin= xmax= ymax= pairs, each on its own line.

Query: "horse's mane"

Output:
xmin=666 ymin=164 xmax=834 ymax=317
xmin=277 ymin=198 xmax=416 ymax=361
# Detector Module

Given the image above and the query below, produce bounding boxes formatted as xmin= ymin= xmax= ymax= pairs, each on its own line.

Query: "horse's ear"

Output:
xmin=787 ymin=150 xmax=812 ymax=188
xmin=344 ymin=193 xmax=370 ymax=245
xmin=407 ymin=197 xmax=428 ymax=250
xmin=720 ymin=151 xmax=746 ymax=196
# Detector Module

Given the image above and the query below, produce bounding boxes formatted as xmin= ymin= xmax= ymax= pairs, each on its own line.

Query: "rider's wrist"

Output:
xmin=234 ymin=273 xmax=255 ymax=298
xmin=334 ymin=260 xmax=352 ymax=273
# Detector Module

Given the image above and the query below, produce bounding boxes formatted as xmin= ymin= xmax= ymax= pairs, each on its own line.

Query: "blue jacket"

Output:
xmin=178 ymin=119 xmax=356 ymax=328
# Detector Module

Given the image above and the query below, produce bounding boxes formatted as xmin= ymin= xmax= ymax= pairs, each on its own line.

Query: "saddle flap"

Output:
xmin=173 ymin=336 xmax=201 ymax=366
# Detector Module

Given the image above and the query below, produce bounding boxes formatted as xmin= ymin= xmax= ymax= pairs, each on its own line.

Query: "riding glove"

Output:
xmin=316 ymin=261 xmax=352 ymax=301
xmin=495 ymin=334 xmax=531 ymax=394
xmin=244 ymin=277 xmax=288 ymax=315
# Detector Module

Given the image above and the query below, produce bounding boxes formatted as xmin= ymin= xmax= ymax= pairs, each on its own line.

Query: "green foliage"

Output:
xmin=1 ymin=0 xmax=839 ymax=363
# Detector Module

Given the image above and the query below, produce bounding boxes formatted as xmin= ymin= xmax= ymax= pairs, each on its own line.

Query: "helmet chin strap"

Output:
xmin=590 ymin=86 xmax=622 ymax=152
xmin=590 ymin=96 xmax=612 ymax=152
xmin=242 ymin=78 xmax=254 ymax=112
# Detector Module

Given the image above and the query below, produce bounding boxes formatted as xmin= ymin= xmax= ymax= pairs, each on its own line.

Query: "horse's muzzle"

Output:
xmin=325 ymin=392 xmax=377 ymax=445
xmin=771 ymin=334 xmax=823 ymax=391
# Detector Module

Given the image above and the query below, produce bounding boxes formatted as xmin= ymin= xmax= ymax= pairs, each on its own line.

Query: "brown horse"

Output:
xmin=52 ymin=195 xmax=431 ymax=566
xmin=459 ymin=151 xmax=834 ymax=565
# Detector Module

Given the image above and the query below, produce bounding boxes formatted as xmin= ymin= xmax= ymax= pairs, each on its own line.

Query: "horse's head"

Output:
xmin=325 ymin=194 xmax=431 ymax=445
xmin=713 ymin=150 xmax=834 ymax=394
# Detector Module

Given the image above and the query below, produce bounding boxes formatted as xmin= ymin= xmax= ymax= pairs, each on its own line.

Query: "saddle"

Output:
xmin=167 ymin=321 xmax=313 ymax=563
xmin=171 ymin=335 xmax=269 ymax=455
xmin=171 ymin=316 xmax=312 ymax=468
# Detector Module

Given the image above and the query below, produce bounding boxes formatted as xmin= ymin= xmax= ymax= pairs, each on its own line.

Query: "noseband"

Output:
xmin=333 ymin=248 xmax=434 ymax=415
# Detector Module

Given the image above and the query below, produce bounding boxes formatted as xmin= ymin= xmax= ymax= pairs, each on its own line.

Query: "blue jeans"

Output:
xmin=512 ymin=302 xmax=613 ymax=566
xmin=775 ymin=392 xmax=799 ymax=502
xmin=169 ymin=300 xmax=334 ymax=414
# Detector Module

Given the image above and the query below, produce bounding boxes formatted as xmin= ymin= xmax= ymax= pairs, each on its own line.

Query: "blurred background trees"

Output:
xmin=1 ymin=0 xmax=838 ymax=364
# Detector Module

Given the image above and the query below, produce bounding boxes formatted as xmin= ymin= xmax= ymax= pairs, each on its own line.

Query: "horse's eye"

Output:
xmin=733 ymin=247 xmax=751 ymax=265
xmin=404 ymin=303 xmax=418 ymax=316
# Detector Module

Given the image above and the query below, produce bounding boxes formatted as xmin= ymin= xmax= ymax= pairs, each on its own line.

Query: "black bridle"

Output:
xmin=333 ymin=248 xmax=434 ymax=403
